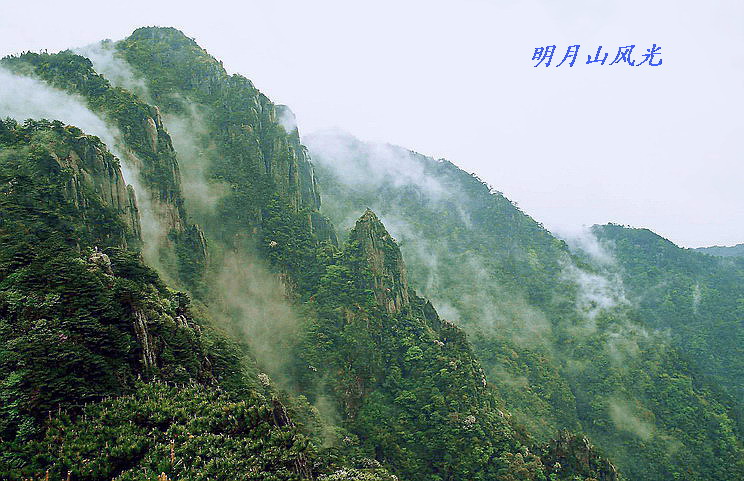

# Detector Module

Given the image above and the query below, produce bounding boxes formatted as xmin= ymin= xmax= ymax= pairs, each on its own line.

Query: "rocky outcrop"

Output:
xmin=348 ymin=209 xmax=410 ymax=314
xmin=132 ymin=307 xmax=157 ymax=372
xmin=54 ymin=130 xmax=141 ymax=248
xmin=276 ymin=105 xmax=322 ymax=211
xmin=541 ymin=430 xmax=620 ymax=481
xmin=88 ymin=247 xmax=114 ymax=275
xmin=1 ymin=51 xmax=208 ymax=293
xmin=117 ymin=29 xmax=324 ymax=231
xmin=116 ymin=102 xmax=189 ymax=240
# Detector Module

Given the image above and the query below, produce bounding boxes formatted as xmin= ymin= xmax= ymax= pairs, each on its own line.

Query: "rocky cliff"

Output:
xmin=0 ymin=119 xmax=215 ymax=411
xmin=0 ymin=51 xmax=208 ymax=292
xmin=347 ymin=209 xmax=410 ymax=314
xmin=117 ymin=27 xmax=335 ymax=242
xmin=57 ymin=125 xmax=142 ymax=247
xmin=0 ymin=118 xmax=140 ymax=249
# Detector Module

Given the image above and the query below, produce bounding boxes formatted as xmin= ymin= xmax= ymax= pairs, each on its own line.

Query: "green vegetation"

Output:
xmin=695 ymin=243 xmax=744 ymax=257
xmin=593 ymin=225 xmax=744 ymax=417
xmin=0 ymin=118 xmax=397 ymax=481
xmin=117 ymin=27 xmax=325 ymax=242
xmin=0 ymin=120 xmax=233 ymax=467
xmin=0 ymin=116 xmax=614 ymax=480
xmin=1 ymin=49 xmax=207 ymax=295
xmin=309 ymin=132 xmax=744 ymax=481
xmin=17 ymin=382 xmax=317 ymax=481
xmin=1 ymin=25 xmax=740 ymax=481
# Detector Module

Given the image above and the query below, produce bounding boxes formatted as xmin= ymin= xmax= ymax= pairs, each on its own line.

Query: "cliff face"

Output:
xmin=116 ymin=27 xmax=333 ymax=241
xmin=0 ymin=51 xmax=208 ymax=292
xmin=128 ymin=103 xmax=186 ymax=231
xmin=0 ymin=120 xmax=219 ymax=435
xmin=56 ymin=129 xmax=141 ymax=247
xmin=347 ymin=209 xmax=410 ymax=314
xmin=0 ymin=119 xmax=140 ymax=249
xmin=268 ymin=105 xmax=321 ymax=212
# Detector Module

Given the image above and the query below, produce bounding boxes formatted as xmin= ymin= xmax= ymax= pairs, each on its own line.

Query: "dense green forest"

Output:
xmin=695 ymin=243 xmax=744 ymax=258
xmin=0 ymin=26 xmax=741 ymax=480
xmin=306 ymin=131 xmax=744 ymax=481
xmin=592 ymin=225 xmax=744 ymax=416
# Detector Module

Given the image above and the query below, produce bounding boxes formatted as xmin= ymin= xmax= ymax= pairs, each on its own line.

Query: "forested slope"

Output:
xmin=0 ymin=26 xmax=627 ymax=481
xmin=307 ymin=130 xmax=744 ymax=481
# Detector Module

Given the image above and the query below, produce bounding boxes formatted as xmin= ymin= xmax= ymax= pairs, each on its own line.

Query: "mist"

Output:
xmin=276 ymin=105 xmax=299 ymax=134
xmin=55 ymin=41 xmax=309 ymax=392
xmin=209 ymin=250 xmax=301 ymax=386
xmin=0 ymin=65 xmax=190 ymax=293
xmin=560 ymin=258 xmax=629 ymax=321
xmin=161 ymin=103 xmax=228 ymax=223
xmin=72 ymin=41 xmax=150 ymax=100
xmin=0 ymin=66 xmax=129 ymax=178
xmin=304 ymin=129 xmax=684 ymax=448
xmin=557 ymin=225 xmax=618 ymax=267
xmin=306 ymin=129 xmax=639 ymax=347
xmin=133 ymin=89 xmax=309 ymax=389
xmin=608 ymin=398 xmax=654 ymax=440
xmin=305 ymin=129 xmax=449 ymax=200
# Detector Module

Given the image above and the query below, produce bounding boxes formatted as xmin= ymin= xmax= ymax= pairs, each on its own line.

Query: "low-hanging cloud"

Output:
xmin=72 ymin=41 xmax=150 ymax=100
xmin=608 ymin=398 xmax=654 ymax=440
xmin=305 ymin=129 xmax=448 ymax=199
xmin=143 ymin=96 xmax=306 ymax=387
xmin=2 ymin=62 xmax=308 ymax=390
xmin=210 ymin=250 xmax=301 ymax=386
xmin=556 ymin=225 xmax=618 ymax=267
xmin=0 ymin=67 xmax=169 ymax=276
xmin=0 ymin=66 xmax=131 ymax=179
xmin=556 ymin=227 xmax=632 ymax=321
xmin=161 ymin=102 xmax=228 ymax=223
xmin=276 ymin=105 xmax=298 ymax=134
xmin=560 ymin=258 xmax=630 ymax=321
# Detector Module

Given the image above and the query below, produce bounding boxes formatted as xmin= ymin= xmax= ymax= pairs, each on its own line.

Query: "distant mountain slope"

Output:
xmin=696 ymin=243 xmax=744 ymax=257
xmin=307 ymin=130 xmax=744 ymax=481
xmin=593 ymin=225 xmax=744 ymax=408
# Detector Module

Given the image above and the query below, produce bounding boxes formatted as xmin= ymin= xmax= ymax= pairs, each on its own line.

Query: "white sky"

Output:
xmin=1 ymin=0 xmax=742 ymax=247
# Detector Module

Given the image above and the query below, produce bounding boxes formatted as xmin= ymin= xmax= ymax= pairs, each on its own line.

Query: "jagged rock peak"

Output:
xmin=349 ymin=209 xmax=410 ymax=314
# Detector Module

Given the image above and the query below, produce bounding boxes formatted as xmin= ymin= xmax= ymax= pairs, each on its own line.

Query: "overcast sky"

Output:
xmin=1 ymin=0 xmax=742 ymax=247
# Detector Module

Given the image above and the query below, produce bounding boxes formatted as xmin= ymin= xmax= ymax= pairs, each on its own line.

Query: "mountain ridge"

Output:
xmin=307 ymin=128 xmax=744 ymax=481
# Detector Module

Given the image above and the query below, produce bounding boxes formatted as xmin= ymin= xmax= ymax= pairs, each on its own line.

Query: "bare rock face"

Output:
xmin=275 ymin=104 xmax=322 ymax=212
xmin=132 ymin=307 xmax=157 ymax=372
xmin=54 ymin=132 xmax=142 ymax=248
xmin=541 ymin=430 xmax=620 ymax=481
xmin=145 ymin=116 xmax=159 ymax=152
xmin=348 ymin=209 xmax=410 ymax=314
xmin=88 ymin=247 xmax=114 ymax=275
xmin=125 ymin=104 xmax=187 ymax=235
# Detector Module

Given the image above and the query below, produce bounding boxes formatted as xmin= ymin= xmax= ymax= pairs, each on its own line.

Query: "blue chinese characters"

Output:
xmin=533 ymin=44 xmax=662 ymax=67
